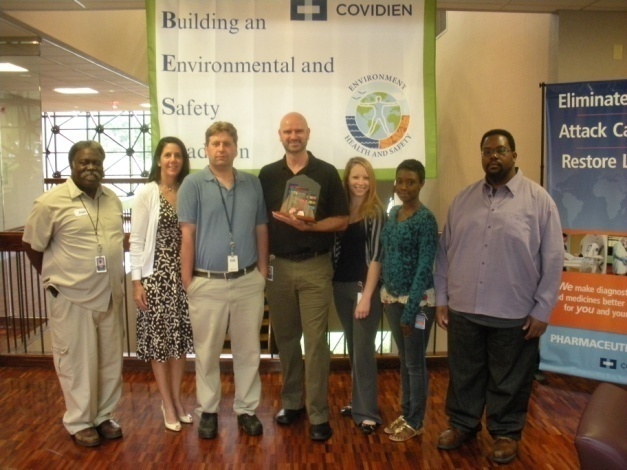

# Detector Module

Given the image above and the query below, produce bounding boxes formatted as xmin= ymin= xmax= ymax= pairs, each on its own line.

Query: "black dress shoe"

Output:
xmin=310 ymin=422 xmax=332 ymax=441
xmin=198 ymin=412 xmax=218 ymax=439
xmin=340 ymin=405 xmax=352 ymax=417
xmin=96 ymin=419 xmax=123 ymax=439
xmin=275 ymin=407 xmax=305 ymax=425
xmin=237 ymin=414 xmax=263 ymax=436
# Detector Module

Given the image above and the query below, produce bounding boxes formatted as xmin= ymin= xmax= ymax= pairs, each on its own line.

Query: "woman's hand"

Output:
xmin=354 ymin=294 xmax=371 ymax=319
xmin=133 ymin=281 xmax=148 ymax=311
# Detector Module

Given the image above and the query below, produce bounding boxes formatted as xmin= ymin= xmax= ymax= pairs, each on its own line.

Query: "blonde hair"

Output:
xmin=342 ymin=156 xmax=383 ymax=219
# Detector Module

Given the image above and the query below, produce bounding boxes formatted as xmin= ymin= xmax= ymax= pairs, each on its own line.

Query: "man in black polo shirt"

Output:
xmin=259 ymin=112 xmax=349 ymax=441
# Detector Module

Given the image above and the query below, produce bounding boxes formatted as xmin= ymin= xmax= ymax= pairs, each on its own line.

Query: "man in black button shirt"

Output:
xmin=259 ymin=112 xmax=349 ymax=441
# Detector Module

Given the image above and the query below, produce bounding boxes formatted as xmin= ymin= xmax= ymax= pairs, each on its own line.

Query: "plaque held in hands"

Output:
xmin=279 ymin=175 xmax=320 ymax=223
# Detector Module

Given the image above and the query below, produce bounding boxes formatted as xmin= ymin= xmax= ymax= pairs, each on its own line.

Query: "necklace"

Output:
xmin=160 ymin=182 xmax=178 ymax=192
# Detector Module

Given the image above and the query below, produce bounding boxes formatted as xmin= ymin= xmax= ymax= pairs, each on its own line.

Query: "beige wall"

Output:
xmin=557 ymin=11 xmax=627 ymax=83
xmin=431 ymin=11 xmax=557 ymax=226
xmin=430 ymin=10 xmax=626 ymax=226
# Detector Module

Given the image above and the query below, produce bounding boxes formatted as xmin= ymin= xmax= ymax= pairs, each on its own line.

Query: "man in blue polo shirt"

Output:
xmin=178 ymin=122 xmax=268 ymax=439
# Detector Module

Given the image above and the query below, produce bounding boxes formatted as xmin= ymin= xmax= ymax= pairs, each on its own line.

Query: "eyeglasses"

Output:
xmin=481 ymin=147 xmax=511 ymax=157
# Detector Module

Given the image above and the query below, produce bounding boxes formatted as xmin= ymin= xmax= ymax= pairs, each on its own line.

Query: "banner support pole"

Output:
xmin=539 ymin=82 xmax=546 ymax=187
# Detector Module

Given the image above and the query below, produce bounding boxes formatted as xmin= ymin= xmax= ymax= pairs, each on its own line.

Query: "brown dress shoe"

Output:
xmin=437 ymin=427 xmax=475 ymax=450
xmin=96 ymin=419 xmax=123 ymax=439
xmin=73 ymin=427 xmax=101 ymax=447
xmin=490 ymin=437 xmax=518 ymax=464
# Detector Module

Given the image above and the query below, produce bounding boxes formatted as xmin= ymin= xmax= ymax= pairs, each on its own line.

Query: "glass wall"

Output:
xmin=0 ymin=40 xmax=43 ymax=230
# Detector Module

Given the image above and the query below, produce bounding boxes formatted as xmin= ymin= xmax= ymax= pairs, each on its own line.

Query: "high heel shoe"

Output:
xmin=178 ymin=413 xmax=193 ymax=424
xmin=161 ymin=403 xmax=181 ymax=432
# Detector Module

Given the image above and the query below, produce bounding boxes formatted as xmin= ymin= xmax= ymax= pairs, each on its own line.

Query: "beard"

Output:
xmin=485 ymin=162 xmax=514 ymax=185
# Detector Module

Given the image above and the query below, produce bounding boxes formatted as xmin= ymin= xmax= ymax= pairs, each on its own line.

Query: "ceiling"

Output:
xmin=1 ymin=0 xmax=626 ymax=113
xmin=2 ymin=0 xmax=627 ymax=13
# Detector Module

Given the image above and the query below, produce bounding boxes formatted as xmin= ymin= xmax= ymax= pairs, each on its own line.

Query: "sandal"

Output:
xmin=389 ymin=422 xmax=424 ymax=442
xmin=384 ymin=415 xmax=406 ymax=434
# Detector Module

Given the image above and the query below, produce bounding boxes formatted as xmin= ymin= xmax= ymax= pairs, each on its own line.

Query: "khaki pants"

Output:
xmin=48 ymin=292 xmax=124 ymax=435
xmin=187 ymin=269 xmax=265 ymax=415
xmin=266 ymin=254 xmax=332 ymax=425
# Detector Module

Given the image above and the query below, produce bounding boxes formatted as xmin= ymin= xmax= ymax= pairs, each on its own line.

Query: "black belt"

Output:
xmin=193 ymin=263 xmax=257 ymax=280
xmin=274 ymin=250 xmax=329 ymax=262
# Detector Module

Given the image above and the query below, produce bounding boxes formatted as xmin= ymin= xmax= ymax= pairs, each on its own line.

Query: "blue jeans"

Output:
xmin=445 ymin=310 xmax=538 ymax=439
xmin=385 ymin=302 xmax=434 ymax=429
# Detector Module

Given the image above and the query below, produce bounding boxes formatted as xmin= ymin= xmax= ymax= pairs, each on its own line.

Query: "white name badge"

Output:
xmin=414 ymin=313 xmax=426 ymax=330
xmin=227 ymin=255 xmax=239 ymax=272
xmin=95 ymin=255 xmax=107 ymax=273
xmin=75 ymin=208 xmax=88 ymax=217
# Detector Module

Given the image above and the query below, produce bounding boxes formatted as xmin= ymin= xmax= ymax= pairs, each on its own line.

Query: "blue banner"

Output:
xmin=541 ymin=80 xmax=627 ymax=385
xmin=546 ymin=80 xmax=627 ymax=232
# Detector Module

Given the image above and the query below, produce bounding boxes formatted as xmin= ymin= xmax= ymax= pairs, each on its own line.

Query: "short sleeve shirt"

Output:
xmin=258 ymin=152 xmax=349 ymax=256
xmin=177 ymin=167 xmax=267 ymax=271
xmin=22 ymin=179 xmax=125 ymax=312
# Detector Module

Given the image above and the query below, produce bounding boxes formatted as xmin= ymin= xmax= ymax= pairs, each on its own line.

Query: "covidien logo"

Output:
xmin=599 ymin=358 xmax=617 ymax=369
xmin=291 ymin=0 xmax=327 ymax=21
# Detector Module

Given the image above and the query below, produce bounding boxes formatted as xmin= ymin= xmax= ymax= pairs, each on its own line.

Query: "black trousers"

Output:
xmin=445 ymin=310 xmax=538 ymax=440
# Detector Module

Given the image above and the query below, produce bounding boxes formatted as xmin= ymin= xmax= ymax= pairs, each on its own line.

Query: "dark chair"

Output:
xmin=574 ymin=382 xmax=627 ymax=469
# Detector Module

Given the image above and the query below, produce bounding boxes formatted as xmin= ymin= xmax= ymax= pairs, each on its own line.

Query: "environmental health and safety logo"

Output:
xmin=291 ymin=0 xmax=327 ymax=21
xmin=345 ymin=77 xmax=411 ymax=156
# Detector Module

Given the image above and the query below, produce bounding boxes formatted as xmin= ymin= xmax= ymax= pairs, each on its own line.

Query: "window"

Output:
xmin=42 ymin=111 xmax=151 ymax=197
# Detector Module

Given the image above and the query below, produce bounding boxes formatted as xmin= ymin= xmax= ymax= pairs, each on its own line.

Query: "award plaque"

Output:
xmin=279 ymin=174 xmax=320 ymax=223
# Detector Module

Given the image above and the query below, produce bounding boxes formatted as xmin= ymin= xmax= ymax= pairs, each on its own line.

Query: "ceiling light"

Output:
xmin=0 ymin=63 xmax=28 ymax=72
xmin=54 ymin=88 xmax=98 ymax=94
xmin=140 ymin=103 xmax=151 ymax=108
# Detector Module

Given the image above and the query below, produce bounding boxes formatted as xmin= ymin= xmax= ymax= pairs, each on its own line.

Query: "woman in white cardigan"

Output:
xmin=130 ymin=136 xmax=193 ymax=432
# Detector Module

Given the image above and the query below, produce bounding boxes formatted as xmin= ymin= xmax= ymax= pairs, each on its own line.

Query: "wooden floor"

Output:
xmin=0 ymin=361 xmax=602 ymax=469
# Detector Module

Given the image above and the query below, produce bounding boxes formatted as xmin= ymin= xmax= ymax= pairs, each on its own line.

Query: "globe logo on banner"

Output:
xmin=345 ymin=78 xmax=410 ymax=156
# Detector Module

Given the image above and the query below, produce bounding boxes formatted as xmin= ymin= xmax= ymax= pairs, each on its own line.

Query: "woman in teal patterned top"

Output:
xmin=380 ymin=159 xmax=439 ymax=442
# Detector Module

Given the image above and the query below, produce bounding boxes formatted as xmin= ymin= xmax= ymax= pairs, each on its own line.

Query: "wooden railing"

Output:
xmin=0 ymin=228 xmax=273 ymax=359
xmin=0 ymin=232 xmax=49 ymax=355
xmin=0 ymin=228 xmax=439 ymax=367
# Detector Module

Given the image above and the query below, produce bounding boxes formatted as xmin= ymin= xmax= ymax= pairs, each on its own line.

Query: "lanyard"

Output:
xmin=211 ymin=171 xmax=236 ymax=255
xmin=79 ymin=194 xmax=102 ymax=255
